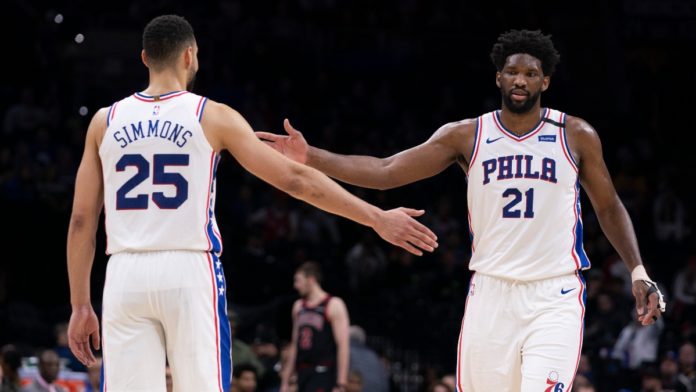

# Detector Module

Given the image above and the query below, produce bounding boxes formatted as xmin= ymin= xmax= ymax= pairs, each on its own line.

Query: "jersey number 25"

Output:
xmin=116 ymin=153 xmax=189 ymax=210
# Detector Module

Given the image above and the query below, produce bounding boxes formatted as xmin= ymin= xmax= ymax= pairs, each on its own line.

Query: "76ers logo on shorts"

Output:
xmin=545 ymin=371 xmax=564 ymax=392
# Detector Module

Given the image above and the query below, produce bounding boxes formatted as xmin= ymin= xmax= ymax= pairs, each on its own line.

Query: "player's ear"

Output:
xmin=541 ymin=76 xmax=550 ymax=92
xmin=183 ymin=46 xmax=193 ymax=69
xmin=141 ymin=50 xmax=149 ymax=68
xmin=495 ymin=72 xmax=501 ymax=88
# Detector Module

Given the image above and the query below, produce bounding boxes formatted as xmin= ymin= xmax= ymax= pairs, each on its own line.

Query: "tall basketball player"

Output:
xmin=66 ymin=15 xmax=438 ymax=392
xmin=281 ymin=262 xmax=350 ymax=392
xmin=257 ymin=30 xmax=667 ymax=391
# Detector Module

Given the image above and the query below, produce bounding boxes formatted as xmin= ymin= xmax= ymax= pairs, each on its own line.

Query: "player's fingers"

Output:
xmin=408 ymin=230 xmax=437 ymax=250
xmin=397 ymin=240 xmax=423 ymax=256
xmin=640 ymin=308 xmax=660 ymax=326
xmin=408 ymin=219 xmax=438 ymax=243
xmin=635 ymin=290 xmax=647 ymax=316
xmin=399 ymin=207 xmax=425 ymax=217
xmin=71 ymin=339 xmax=89 ymax=365
xmin=407 ymin=234 xmax=435 ymax=252
xmin=284 ymin=119 xmax=301 ymax=136
xmin=84 ymin=343 xmax=96 ymax=365
xmin=92 ymin=328 xmax=101 ymax=350
xmin=255 ymin=131 xmax=282 ymax=142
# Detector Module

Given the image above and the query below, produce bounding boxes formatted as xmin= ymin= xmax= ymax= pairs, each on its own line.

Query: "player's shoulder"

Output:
xmin=430 ymin=117 xmax=478 ymax=144
xmin=326 ymin=296 xmax=347 ymax=311
xmin=564 ymin=115 xmax=597 ymax=136
xmin=292 ymin=299 xmax=304 ymax=312
xmin=439 ymin=118 xmax=478 ymax=135
xmin=200 ymin=99 xmax=243 ymax=121
xmin=564 ymin=114 xmax=601 ymax=144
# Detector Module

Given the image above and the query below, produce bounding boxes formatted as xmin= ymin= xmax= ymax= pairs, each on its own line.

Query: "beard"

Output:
xmin=501 ymin=87 xmax=540 ymax=114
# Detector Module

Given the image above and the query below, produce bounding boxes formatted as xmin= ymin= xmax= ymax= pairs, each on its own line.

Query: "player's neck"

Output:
xmin=306 ymin=287 xmax=327 ymax=304
xmin=144 ymin=70 xmax=187 ymax=96
xmin=499 ymin=106 xmax=544 ymax=136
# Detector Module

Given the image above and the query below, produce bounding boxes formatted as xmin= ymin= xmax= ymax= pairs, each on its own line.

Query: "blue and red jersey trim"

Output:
xmin=196 ymin=96 xmax=209 ymax=122
xmin=492 ymin=108 xmax=549 ymax=142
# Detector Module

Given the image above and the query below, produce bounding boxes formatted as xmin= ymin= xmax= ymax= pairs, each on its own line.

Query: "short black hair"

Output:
xmin=297 ymin=261 xmax=322 ymax=284
xmin=233 ymin=363 xmax=257 ymax=379
xmin=142 ymin=15 xmax=195 ymax=69
xmin=490 ymin=29 xmax=560 ymax=76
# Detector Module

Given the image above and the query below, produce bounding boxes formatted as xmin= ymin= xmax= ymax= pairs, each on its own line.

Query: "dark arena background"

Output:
xmin=1 ymin=1 xmax=695 ymax=391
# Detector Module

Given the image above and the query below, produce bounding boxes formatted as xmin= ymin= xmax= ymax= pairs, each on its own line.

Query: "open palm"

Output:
xmin=256 ymin=119 xmax=309 ymax=164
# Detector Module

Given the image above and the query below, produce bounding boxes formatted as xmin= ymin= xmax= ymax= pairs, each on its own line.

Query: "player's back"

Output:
xmin=99 ymin=91 xmax=222 ymax=255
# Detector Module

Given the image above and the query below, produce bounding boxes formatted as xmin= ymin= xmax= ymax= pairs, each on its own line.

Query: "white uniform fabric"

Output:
xmin=98 ymin=91 xmax=230 ymax=392
xmin=456 ymin=273 xmax=585 ymax=392
xmin=466 ymin=108 xmax=590 ymax=281
xmin=100 ymin=91 xmax=222 ymax=255
xmin=458 ymin=108 xmax=590 ymax=391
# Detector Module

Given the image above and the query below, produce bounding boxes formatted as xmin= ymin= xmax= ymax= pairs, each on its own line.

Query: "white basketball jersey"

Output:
xmin=99 ymin=91 xmax=223 ymax=255
xmin=466 ymin=108 xmax=590 ymax=281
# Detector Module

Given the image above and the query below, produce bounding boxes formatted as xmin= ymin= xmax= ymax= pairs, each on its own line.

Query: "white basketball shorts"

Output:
xmin=101 ymin=250 xmax=231 ymax=392
xmin=456 ymin=272 xmax=586 ymax=392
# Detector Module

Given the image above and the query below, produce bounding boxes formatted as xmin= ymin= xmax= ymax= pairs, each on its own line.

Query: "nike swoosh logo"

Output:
xmin=486 ymin=137 xmax=504 ymax=144
xmin=561 ymin=288 xmax=577 ymax=295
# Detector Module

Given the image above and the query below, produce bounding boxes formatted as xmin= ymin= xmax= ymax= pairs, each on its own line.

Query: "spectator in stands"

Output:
xmin=428 ymin=382 xmax=451 ymax=392
xmin=640 ymin=366 xmax=663 ymax=392
xmin=21 ymin=349 xmax=66 ymax=392
xmin=659 ymin=353 xmax=686 ymax=392
xmin=232 ymin=364 xmax=258 ymax=392
xmin=229 ymin=309 xmax=266 ymax=379
xmin=251 ymin=324 xmax=281 ymax=390
xmin=440 ymin=374 xmax=456 ymax=392
xmin=576 ymin=354 xmax=595 ymax=385
xmin=677 ymin=342 xmax=696 ymax=392
xmin=348 ymin=325 xmax=388 ymax=392
xmin=674 ymin=256 xmax=696 ymax=324
xmin=1 ymin=345 xmax=22 ymax=392
xmin=572 ymin=374 xmax=595 ymax=392
xmin=612 ymin=310 xmax=664 ymax=369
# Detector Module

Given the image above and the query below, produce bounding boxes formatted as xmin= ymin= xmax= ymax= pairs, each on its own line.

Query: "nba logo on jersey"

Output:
xmin=545 ymin=371 xmax=565 ymax=392
xmin=153 ymin=105 xmax=160 ymax=116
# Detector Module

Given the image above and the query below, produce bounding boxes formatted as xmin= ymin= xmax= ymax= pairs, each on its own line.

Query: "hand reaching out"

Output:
xmin=256 ymin=119 xmax=309 ymax=164
xmin=372 ymin=208 xmax=438 ymax=256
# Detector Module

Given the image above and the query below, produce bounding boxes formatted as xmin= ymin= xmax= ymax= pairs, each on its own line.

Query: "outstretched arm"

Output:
xmin=568 ymin=116 xmax=665 ymax=325
xmin=203 ymin=102 xmax=438 ymax=255
xmin=257 ymin=119 xmax=475 ymax=190
xmin=67 ymin=108 xmax=107 ymax=367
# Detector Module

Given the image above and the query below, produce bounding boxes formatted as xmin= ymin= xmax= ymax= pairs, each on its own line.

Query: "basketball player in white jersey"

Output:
xmin=256 ymin=29 xmax=667 ymax=391
xmin=66 ymin=15 xmax=438 ymax=392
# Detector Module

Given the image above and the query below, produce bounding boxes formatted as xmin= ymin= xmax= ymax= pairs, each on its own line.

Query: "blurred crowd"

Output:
xmin=1 ymin=1 xmax=694 ymax=391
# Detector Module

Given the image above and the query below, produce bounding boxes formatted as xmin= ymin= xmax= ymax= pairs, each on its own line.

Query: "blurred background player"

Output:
xmin=281 ymin=262 xmax=349 ymax=392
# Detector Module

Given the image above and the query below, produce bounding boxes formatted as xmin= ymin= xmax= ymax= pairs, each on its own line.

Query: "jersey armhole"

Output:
xmin=467 ymin=116 xmax=483 ymax=170
xmin=558 ymin=112 xmax=579 ymax=172
xmin=195 ymin=96 xmax=209 ymax=123
xmin=106 ymin=101 xmax=120 ymax=127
